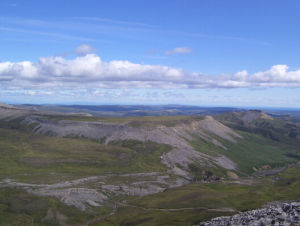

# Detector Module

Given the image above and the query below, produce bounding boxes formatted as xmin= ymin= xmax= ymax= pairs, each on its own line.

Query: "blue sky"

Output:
xmin=1 ymin=0 xmax=300 ymax=107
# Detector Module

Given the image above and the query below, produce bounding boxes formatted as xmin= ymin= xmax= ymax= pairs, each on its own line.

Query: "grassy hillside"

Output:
xmin=0 ymin=127 xmax=171 ymax=184
xmin=190 ymin=131 xmax=298 ymax=174
xmin=42 ymin=114 xmax=204 ymax=126
xmin=0 ymin=110 xmax=300 ymax=225
xmin=0 ymin=188 xmax=93 ymax=226
xmin=1 ymin=164 xmax=299 ymax=226
xmin=203 ymin=112 xmax=300 ymax=173
xmin=99 ymin=166 xmax=300 ymax=226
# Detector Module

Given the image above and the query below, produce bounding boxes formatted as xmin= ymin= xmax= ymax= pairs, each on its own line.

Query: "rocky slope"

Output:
xmin=1 ymin=104 xmax=299 ymax=217
xmin=22 ymin=114 xmax=240 ymax=178
xmin=199 ymin=201 xmax=300 ymax=226
xmin=0 ymin=105 xmax=244 ymax=211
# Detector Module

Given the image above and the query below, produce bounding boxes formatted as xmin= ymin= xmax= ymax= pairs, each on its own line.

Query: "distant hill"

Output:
xmin=0 ymin=103 xmax=299 ymax=225
xmin=18 ymin=104 xmax=244 ymax=117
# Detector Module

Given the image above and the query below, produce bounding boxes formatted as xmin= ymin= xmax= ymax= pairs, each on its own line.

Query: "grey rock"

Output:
xmin=199 ymin=202 xmax=300 ymax=226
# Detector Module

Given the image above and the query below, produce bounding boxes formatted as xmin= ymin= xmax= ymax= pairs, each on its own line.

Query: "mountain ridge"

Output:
xmin=0 ymin=103 xmax=299 ymax=225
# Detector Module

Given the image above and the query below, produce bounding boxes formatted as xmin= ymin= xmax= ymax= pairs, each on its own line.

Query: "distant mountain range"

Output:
xmin=14 ymin=103 xmax=300 ymax=118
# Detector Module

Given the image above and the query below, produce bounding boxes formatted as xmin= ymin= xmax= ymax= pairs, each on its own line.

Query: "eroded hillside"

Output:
xmin=0 ymin=104 xmax=299 ymax=225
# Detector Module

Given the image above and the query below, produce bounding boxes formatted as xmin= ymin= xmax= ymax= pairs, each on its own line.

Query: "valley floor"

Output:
xmin=0 ymin=105 xmax=300 ymax=225
xmin=0 ymin=165 xmax=300 ymax=225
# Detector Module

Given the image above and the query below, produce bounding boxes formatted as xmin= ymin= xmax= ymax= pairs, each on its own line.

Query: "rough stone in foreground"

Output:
xmin=199 ymin=202 xmax=300 ymax=226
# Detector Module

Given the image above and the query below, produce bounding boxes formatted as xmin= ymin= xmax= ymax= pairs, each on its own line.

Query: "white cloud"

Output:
xmin=251 ymin=65 xmax=300 ymax=84
xmin=73 ymin=44 xmax=96 ymax=56
xmin=165 ymin=47 xmax=193 ymax=55
xmin=0 ymin=52 xmax=300 ymax=91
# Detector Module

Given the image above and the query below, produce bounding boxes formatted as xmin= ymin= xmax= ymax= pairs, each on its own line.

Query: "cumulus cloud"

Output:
xmin=73 ymin=44 xmax=96 ymax=56
xmin=0 ymin=53 xmax=300 ymax=91
xmin=165 ymin=47 xmax=193 ymax=55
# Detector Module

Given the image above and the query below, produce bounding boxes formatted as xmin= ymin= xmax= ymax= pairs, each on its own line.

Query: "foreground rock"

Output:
xmin=199 ymin=201 xmax=300 ymax=226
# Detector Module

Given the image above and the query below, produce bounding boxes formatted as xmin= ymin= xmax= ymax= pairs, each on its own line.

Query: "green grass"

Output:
xmin=219 ymin=132 xmax=298 ymax=173
xmin=1 ymin=166 xmax=299 ymax=226
xmin=0 ymin=127 xmax=171 ymax=183
xmin=0 ymin=114 xmax=299 ymax=225
xmin=190 ymin=129 xmax=299 ymax=174
xmin=0 ymin=125 xmax=173 ymax=224
xmin=99 ymin=166 xmax=300 ymax=226
xmin=41 ymin=114 xmax=205 ymax=127
xmin=189 ymin=134 xmax=220 ymax=157
xmin=217 ymin=113 xmax=300 ymax=145
xmin=98 ymin=207 xmax=227 ymax=226
xmin=0 ymin=188 xmax=94 ymax=226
